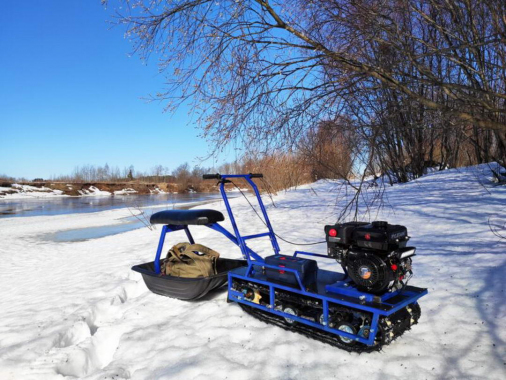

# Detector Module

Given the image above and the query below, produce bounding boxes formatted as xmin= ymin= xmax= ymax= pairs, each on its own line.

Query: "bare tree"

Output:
xmin=101 ymin=0 xmax=506 ymax=219
xmin=110 ymin=0 xmax=506 ymax=147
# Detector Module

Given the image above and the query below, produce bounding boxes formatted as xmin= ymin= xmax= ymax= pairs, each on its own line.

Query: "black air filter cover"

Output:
xmin=325 ymin=222 xmax=369 ymax=246
xmin=353 ymin=221 xmax=408 ymax=252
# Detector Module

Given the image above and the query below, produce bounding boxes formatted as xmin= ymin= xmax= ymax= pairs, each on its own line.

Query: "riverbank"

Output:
xmin=0 ymin=181 xmax=217 ymax=199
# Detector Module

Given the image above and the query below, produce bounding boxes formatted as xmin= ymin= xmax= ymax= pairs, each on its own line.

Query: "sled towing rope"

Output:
xmin=132 ymin=173 xmax=427 ymax=352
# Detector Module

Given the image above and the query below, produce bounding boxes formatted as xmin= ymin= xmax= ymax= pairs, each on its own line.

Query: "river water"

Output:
xmin=0 ymin=193 xmax=228 ymax=242
xmin=0 ymin=193 xmax=224 ymax=218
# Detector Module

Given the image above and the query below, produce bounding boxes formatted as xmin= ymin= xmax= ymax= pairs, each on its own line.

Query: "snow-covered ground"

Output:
xmin=0 ymin=164 xmax=505 ymax=380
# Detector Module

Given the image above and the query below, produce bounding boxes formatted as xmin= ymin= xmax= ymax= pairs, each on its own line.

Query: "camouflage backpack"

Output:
xmin=161 ymin=242 xmax=220 ymax=278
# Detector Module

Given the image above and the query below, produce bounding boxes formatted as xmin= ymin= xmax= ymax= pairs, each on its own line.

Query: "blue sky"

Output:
xmin=0 ymin=1 xmax=237 ymax=179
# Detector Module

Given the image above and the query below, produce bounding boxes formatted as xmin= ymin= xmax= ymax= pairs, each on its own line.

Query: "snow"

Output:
xmin=1 ymin=185 xmax=170 ymax=198
xmin=0 ymin=184 xmax=67 ymax=199
xmin=114 ymin=188 xmax=138 ymax=195
xmin=78 ymin=186 xmax=111 ymax=196
xmin=225 ymin=187 xmax=249 ymax=193
xmin=0 ymin=164 xmax=505 ymax=380
xmin=148 ymin=187 xmax=166 ymax=195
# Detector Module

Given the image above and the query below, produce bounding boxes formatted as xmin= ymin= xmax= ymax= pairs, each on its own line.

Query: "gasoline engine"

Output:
xmin=325 ymin=221 xmax=416 ymax=294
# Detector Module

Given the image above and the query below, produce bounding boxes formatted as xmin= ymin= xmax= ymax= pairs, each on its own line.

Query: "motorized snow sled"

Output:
xmin=132 ymin=173 xmax=427 ymax=352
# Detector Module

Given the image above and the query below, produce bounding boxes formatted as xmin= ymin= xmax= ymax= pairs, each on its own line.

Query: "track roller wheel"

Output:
xmin=336 ymin=322 xmax=357 ymax=345
xmin=282 ymin=305 xmax=299 ymax=327
xmin=407 ymin=302 xmax=421 ymax=325
xmin=358 ymin=325 xmax=386 ymax=347
xmin=316 ymin=311 xmax=326 ymax=325
xmin=378 ymin=324 xmax=390 ymax=346
xmin=242 ymin=287 xmax=255 ymax=302
xmin=359 ymin=325 xmax=371 ymax=339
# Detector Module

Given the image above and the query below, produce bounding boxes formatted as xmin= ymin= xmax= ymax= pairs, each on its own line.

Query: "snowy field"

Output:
xmin=0 ymin=164 xmax=505 ymax=380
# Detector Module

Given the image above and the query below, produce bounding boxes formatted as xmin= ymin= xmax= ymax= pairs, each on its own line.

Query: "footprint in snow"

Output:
xmin=54 ymin=321 xmax=91 ymax=348
xmin=41 ymin=281 xmax=143 ymax=378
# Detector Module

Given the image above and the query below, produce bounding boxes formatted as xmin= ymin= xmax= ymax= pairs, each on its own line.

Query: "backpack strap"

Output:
xmin=184 ymin=243 xmax=220 ymax=259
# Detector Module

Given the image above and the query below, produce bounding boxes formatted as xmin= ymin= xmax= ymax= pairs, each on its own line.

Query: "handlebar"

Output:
xmin=202 ymin=174 xmax=222 ymax=180
xmin=202 ymin=173 xmax=263 ymax=180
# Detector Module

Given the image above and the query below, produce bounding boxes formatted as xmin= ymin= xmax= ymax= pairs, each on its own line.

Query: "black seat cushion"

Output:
xmin=150 ymin=209 xmax=225 ymax=226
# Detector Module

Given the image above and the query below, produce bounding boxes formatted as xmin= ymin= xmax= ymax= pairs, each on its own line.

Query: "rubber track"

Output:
xmin=239 ymin=303 xmax=420 ymax=353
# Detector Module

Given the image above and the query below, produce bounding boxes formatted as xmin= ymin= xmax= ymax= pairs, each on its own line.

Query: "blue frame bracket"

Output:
xmin=154 ymin=224 xmax=186 ymax=273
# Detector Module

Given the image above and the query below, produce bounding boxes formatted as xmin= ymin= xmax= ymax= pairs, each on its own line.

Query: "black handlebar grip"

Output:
xmin=203 ymin=174 xmax=221 ymax=180
xmin=249 ymin=173 xmax=263 ymax=178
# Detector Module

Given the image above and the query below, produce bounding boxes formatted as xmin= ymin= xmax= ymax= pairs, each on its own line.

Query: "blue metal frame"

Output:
xmin=217 ymin=174 xmax=280 ymax=260
xmin=152 ymin=174 xmax=276 ymax=273
xmin=227 ymin=265 xmax=427 ymax=345
xmin=150 ymin=173 xmax=428 ymax=346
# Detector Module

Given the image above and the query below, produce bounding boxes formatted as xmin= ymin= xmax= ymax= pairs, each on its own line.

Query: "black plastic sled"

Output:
xmin=132 ymin=258 xmax=247 ymax=300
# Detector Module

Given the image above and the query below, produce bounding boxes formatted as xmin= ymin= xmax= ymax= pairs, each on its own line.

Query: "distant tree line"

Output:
xmin=0 ymin=174 xmax=15 ymax=182
xmin=44 ymin=160 xmax=308 ymax=192
xmin=0 ymin=174 xmax=16 ymax=187
xmin=49 ymin=163 xmax=197 ymax=187
xmin=50 ymin=164 xmax=135 ymax=183
xmin=14 ymin=112 xmax=502 ymax=194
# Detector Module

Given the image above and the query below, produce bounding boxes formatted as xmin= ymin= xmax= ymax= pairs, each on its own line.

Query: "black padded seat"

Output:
xmin=150 ymin=209 xmax=225 ymax=226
